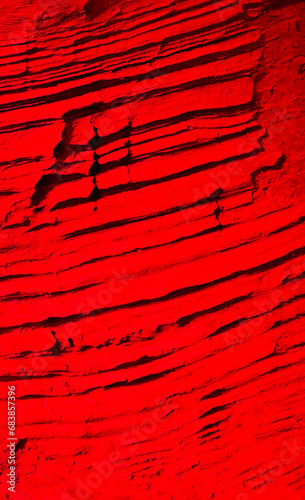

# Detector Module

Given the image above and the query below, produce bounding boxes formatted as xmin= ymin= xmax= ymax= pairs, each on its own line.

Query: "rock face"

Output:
xmin=0 ymin=0 xmax=305 ymax=498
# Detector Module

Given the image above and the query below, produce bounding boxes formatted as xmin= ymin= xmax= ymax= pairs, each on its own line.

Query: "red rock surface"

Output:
xmin=0 ymin=0 xmax=305 ymax=498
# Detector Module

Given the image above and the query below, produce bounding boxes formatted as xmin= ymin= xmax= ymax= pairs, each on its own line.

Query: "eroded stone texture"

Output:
xmin=0 ymin=1 xmax=305 ymax=499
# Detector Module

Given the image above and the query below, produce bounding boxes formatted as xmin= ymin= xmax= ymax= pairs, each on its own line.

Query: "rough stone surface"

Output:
xmin=0 ymin=0 xmax=305 ymax=499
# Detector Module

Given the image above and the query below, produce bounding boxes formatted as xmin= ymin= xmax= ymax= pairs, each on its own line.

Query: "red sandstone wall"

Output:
xmin=0 ymin=0 xmax=305 ymax=498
